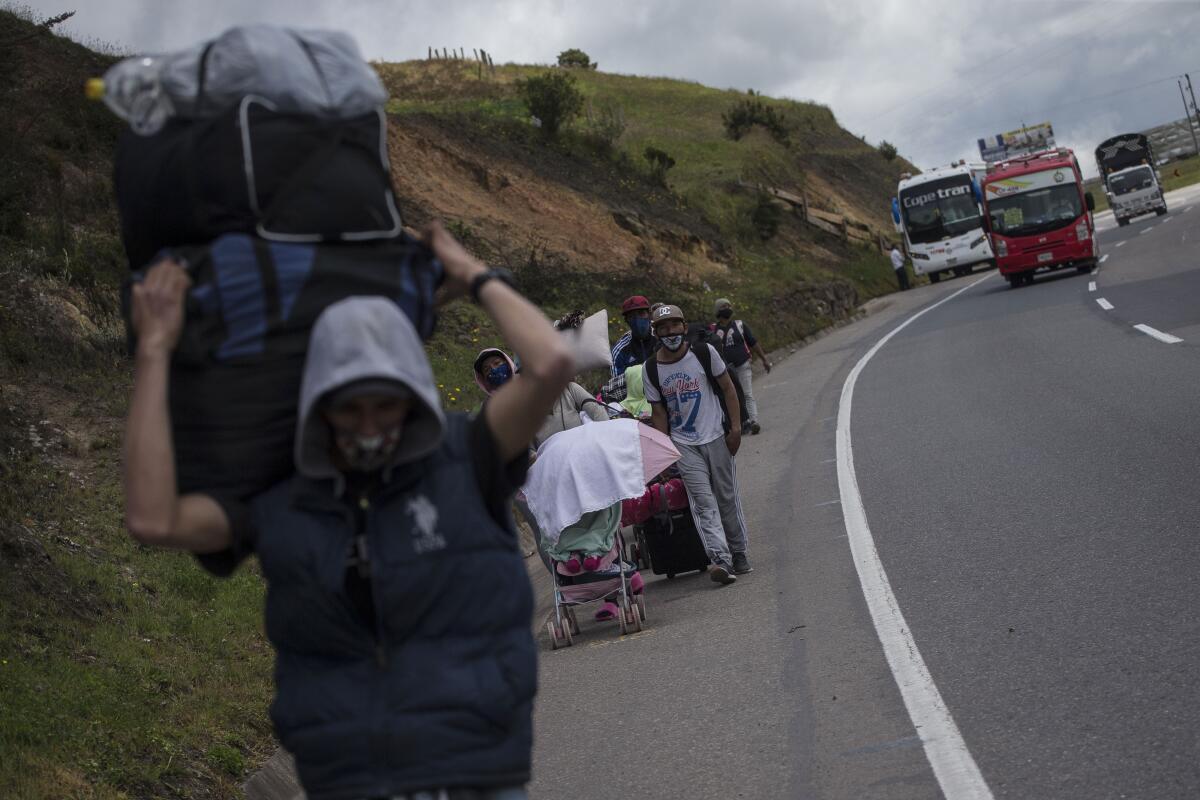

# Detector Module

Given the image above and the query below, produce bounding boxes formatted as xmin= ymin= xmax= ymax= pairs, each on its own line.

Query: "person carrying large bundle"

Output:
xmin=95 ymin=25 xmax=443 ymax=500
xmin=124 ymin=223 xmax=575 ymax=799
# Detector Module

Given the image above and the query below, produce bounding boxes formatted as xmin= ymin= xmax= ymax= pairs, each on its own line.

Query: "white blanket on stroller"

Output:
xmin=524 ymin=419 xmax=645 ymax=544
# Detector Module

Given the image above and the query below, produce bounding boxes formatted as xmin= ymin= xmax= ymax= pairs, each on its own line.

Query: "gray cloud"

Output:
xmin=27 ymin=0 xmax=1200 ymax=176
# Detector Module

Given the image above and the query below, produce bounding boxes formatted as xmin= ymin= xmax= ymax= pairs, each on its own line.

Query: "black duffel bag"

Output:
xmin=123 ymin=232 xmax=441 ymax=499
xmin=114 ymin=38 xmax=403 ymax=271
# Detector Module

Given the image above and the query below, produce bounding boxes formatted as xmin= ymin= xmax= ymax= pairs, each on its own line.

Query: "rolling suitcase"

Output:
xmin=637 ymin=483 xmax=710 ymax=579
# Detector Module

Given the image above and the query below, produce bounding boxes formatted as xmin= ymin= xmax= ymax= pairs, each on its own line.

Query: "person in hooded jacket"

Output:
xmin=122 ymin=221 xmax=576 ymax=800
xmin=474 ymin=347 xmax=516 ymax=399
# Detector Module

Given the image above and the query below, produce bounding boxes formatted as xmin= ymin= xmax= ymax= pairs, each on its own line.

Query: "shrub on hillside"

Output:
xmin=557 ymin=48 xmax=596 ymax=69
xmin=751 ymin=192 xmax=783 ymax=240
xmin=585 ymin=99 xmax=626 ymax=151
xmin=878 ymin=140 xmax=898 ymax=161
xmin=722 ymin=97 xmax=790 ymax=145
xmin=519 ymin=71 xmax=584 ymax=136
xmin=643 ymin=146 xmax=676 ymax=186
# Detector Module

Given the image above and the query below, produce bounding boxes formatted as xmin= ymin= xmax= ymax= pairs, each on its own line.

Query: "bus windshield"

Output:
xmin=1109 ymin=166 xmax=1155 ymax=196
xmin=988 ymin=184 xmax=1082 ymax=237
xmin=899 ymin=176 xmax=982 ymax=245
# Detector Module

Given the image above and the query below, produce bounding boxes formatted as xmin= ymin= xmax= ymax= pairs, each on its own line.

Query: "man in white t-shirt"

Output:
xmin=642 ymin=304 xmax=751 ymax=584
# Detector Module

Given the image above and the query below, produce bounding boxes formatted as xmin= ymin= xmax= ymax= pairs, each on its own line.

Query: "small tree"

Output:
xmin=751 ymin=193 xmax=783 ymax=241
xmin=644 ymin=146 xmax=676 ymax=186
xmin=519 ymin=71 xmax=584 ymax=136
xmin=557 ymin=48 xmax=596 ymax=69
xmin=878 ymin=140 xmax=898 ymax=161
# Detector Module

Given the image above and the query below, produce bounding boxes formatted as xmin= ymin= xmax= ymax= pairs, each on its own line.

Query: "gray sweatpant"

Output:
xmin=732 ymin=361 xmax=758 ymax=423
xmin=675 ymin=437 xmax=749 ymax=569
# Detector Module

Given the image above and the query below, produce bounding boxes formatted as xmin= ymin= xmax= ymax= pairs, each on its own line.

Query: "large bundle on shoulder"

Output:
xmin=100 ymin=26 xmax=442 ymax=498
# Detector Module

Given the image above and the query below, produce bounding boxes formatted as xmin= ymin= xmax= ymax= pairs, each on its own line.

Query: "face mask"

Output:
xmin=334 ymin=425 xmax=403 ymax=472
xmin=717 ymin=309 xmax=733 ymax=320
xmin=660 ymin=334 xmax=684 ymax=351
xmin=631 ymin=317 xmax=651 ymax=339
xmin=486 ymin=363 xmax=512 ymax=386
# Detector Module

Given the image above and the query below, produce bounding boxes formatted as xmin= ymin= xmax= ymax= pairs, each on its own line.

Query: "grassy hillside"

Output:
xmin=1 ymin=16 xmax=913 ymax=798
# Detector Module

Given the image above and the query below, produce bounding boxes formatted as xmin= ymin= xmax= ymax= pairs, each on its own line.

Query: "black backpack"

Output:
xmin=643 ymin=343 xmax=732 ymax=435
xmin=114 ymin=41 xmax=402 ymax=270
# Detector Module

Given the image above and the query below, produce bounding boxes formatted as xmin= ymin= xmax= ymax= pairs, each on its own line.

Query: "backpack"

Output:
xmin=643 ymin=343 xmax=732 ymax=436
xmin=121 ymin=232 xmax=442 ymax=498
xmin=708 ymin=320 xmax=751 ymax=362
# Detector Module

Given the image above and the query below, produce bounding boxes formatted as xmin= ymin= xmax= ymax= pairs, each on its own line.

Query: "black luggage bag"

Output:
xmin=637 ymin=492 xmax=710 ymax=579
xmin=122 ymin=231 xmax=441 ymax=499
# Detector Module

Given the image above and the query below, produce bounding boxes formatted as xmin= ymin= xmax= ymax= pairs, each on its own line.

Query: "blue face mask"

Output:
xmin=486 ymin=363 xmax=512 ymax=386
xmin=631 ymin=317 xmax=651 ymax=339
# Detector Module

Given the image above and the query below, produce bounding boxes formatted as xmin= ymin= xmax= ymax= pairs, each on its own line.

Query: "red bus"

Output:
xmin=981 ymin=148 xmax=1098 ymax=288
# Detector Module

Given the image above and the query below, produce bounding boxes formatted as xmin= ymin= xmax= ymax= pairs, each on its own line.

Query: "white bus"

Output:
xmin=891 ymin=162 xmax=996 ymax=283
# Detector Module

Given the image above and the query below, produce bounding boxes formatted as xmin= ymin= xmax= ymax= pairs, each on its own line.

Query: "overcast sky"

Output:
xmin=28 ymin=0 xmax=1200 ymax=177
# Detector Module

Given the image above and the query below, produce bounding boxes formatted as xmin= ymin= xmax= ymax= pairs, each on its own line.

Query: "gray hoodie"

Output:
xmin=295 ymin=297 xmax=446 ymax=480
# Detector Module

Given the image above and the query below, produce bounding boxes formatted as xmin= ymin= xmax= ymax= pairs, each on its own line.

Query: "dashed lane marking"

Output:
xmin=1116 ymin=241 xmax=1126 ymax=248
xmin=1097 ymin=298 xmax=1115 ymax=310
xmin=1088 ymin=281 xmax=1096 ymax=292
xmin=1140 ymin=227 xmax=1154 ymax=235
xmin=1100 ymin=254 xmax=1109 ymax=264
xmin=1162 ymin=216 xmax=1173 ymax=223
xmin=837 ymin=271 xmax=996 ymax=800
xmin=1133 ymin=324 xmax=1183 ymax=344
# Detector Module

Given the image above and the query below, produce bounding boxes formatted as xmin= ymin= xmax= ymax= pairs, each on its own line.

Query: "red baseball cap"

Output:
xmin=621 ymin=295 xmax=651 ymax=315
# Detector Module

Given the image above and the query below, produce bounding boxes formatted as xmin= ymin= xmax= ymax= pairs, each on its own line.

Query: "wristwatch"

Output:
xmin=469 ymin=267 xmax=516 ymax=303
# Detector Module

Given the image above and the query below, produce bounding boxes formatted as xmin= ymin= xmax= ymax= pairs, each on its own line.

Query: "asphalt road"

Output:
xmin=528 ymin=185 xmax=1200 ymax=799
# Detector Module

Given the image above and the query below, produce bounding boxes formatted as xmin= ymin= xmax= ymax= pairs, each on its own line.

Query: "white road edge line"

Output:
xmin=1133 ymin=323 xmax=1183 ymax=344
xmin=1088 ymin=281 xmax=1096 ymax=292
xmin=1100 ymin=254 xmax=1109 ymax=264
xmin=1097 ymin=298 xmax=1114 ymax=310
xmin=837 ymin=272 xmax=996 ymax=800
xmin=1116 ymin=241 xmax=1126 ymax=248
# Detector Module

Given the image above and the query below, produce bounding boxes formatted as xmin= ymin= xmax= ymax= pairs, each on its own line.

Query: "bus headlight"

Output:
xmin=995 ymin=238 xmax=1008 ymax=257
xmin=1075 ymin=221 xmax=1089 ymax=241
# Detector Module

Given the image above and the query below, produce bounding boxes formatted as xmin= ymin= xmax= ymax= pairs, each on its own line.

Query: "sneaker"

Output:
xmin=749 ymin=421 xmax=761 ymax=435
xmin=731 ymin=552 xmax=753 ymax=574
xmin=709 ymin=564 xmax=737 ymax=585
xmin=582 ymin=554 xmax=602 ymax=572
xmin=563 ymin=556 xmax=582 ymax=575
xmin=741 ymin=424 xmax=752 ymax=435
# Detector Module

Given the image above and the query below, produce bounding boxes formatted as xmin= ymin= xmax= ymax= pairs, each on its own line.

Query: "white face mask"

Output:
xmin=334 ymin=425 xmax=403 ymax=472
xmin=660 ymin=334 xmax=685 ymax=351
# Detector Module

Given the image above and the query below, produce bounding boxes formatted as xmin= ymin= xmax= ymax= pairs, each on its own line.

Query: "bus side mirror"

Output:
xmin=1085 ymin=192 xmax=1096 ymax=212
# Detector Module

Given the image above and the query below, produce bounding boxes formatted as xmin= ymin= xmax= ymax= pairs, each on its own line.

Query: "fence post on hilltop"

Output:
xmin=427 ymin=46 xmax=432 ymax=60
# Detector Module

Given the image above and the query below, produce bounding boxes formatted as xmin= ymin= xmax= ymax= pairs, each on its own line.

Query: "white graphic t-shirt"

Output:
xmin=643 ymin=344 xmax=727 ymax=446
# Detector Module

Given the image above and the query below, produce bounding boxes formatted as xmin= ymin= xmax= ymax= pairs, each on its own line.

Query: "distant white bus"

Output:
xmin=892 ymin=162 xmax=996 ymax=283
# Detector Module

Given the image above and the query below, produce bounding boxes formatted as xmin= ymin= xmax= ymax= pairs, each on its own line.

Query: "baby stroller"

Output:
xmin=537 ymin=505 xmax=647 ymax=650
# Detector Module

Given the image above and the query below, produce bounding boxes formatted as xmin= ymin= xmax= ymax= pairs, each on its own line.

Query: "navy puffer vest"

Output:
xmin=250 ymin=413 xmax=535 ymax=799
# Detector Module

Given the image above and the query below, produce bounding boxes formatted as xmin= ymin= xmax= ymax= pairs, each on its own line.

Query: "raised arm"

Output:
xmin=425 ymin=223 xmax=574 ymax=462
xmin=123 ymin=260 xmax=233 ymax=552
